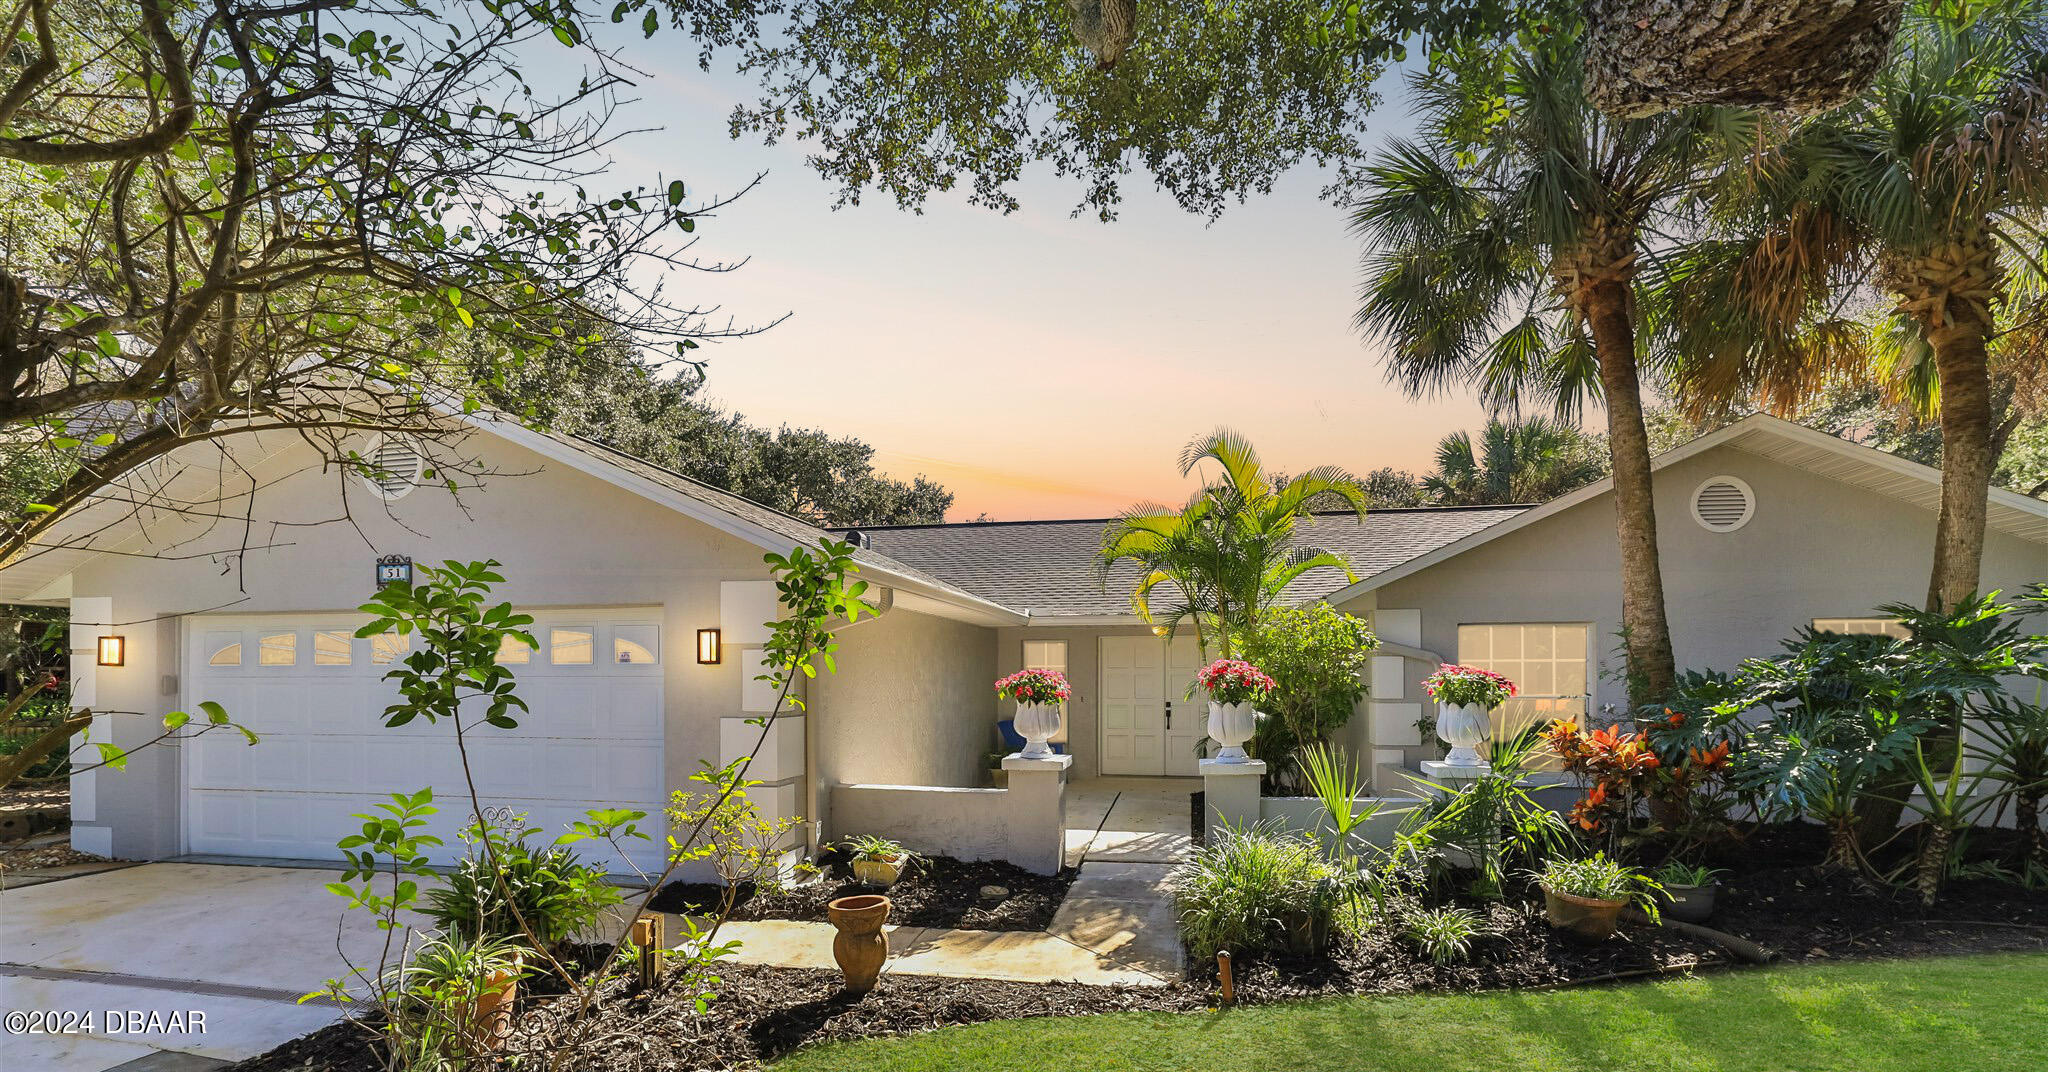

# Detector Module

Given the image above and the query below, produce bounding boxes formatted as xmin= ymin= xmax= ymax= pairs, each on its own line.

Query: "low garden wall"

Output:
xmin=828 ymin=755 xmax=1070 ymax=874
xmin=1258 ymin=796 xmax=1412 ymax=852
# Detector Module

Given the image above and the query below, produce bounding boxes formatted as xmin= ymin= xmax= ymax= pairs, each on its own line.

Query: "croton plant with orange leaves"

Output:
xmin=1546 ymin=711 xmax=1736 ymax=844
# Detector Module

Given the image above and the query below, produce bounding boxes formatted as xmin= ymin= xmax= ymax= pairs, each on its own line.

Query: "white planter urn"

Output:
xmin=1014 ymin=701 xmax=1062 ymax=758
xmin=1207 ymin=701 xmax=1256 ymax=763
xmin=1435 ymin=702 xmax=1492 ymax=766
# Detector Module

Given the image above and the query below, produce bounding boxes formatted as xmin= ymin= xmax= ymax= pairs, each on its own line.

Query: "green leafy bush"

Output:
xmin=1172 ymin=821 xmax=1349 ymax=959
xmin=423 ymin=824 xmax=622 ymax=957
xmin=1240 ymin=605 xmax=1377 ymax=790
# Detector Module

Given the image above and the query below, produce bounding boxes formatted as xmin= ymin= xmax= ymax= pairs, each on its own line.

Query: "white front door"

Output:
xmin=1099 ymin=635 xmax=1207 ymax=776
xmin=180 ymin=609 xmax=667 ymax=874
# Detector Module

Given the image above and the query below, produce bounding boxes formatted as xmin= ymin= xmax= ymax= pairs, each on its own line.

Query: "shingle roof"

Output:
xmin=845 ymin=507 xmax=1531 ymax=618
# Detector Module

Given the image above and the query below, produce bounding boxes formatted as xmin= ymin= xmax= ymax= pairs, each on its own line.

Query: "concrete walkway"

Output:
xmin=701 ymin=777 xmax=1197 ymax=987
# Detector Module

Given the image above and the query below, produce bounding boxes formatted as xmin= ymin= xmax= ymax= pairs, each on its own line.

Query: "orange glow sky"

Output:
xmin=585 ymin=44 xmax=1505 ymax=521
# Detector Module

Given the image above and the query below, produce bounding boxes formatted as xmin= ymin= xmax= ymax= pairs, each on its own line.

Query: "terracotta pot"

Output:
xmin=851 ymin=854 xmax=907 ymax=887
xmin=1541 ymin=885 xmax=1628 ymax=941
xmin=826 ymin=894 xmax=891 ymax=995
xmin=471 ymin=951 xmax=521 ymax=1052
xmin=1660 ymin=882 xmax=1718 ymax=923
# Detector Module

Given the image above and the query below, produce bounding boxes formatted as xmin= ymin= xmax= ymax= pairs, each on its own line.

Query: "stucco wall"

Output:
xmin=1345 ymin=444 xmax=2048 ymax=770
xmin=810 ymin=607 xmax=997 ymax=833
xmin=992 ymin=623 xmax=1178 ymax=779
xmin=62 ymin=428 xmax=771 ymax=859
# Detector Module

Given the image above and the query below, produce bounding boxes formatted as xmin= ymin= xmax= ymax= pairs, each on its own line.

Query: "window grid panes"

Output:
xmin=1456 ymin=623 xmax=1590 ymax=738
xmin=494 ymin=634 xmax=532 ymax=664
xmin=613 ymin=624 xmax=659 ymax=665
xmin=1023 ymin=640 xmax=1069 ymax=743
xmin=258 ymin=632 xmax=297 ymax=667
xmin=313 ymin=630 xmax=353 ymax=666
xmin=370 ymin=632 xmax=410 ymax=665
xmin=1812 ymin=617 xmax=1909 ymax=639
xmin=551 ymin=627 xmax=594 ymax=665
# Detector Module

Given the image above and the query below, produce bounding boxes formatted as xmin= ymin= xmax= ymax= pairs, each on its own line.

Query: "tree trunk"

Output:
xmin=2018 ymin=787 xmax=2043 ymax=876
xmin=1583 ymin=281 xmax=1677 ymax=707
xmin=1924 ymin=321 xmax=1997 ymax=612
xmin=1915 ymin=823 xmax=1951 ymax=907
xmin=1582 ymin=0 xmax=1904 ymax=117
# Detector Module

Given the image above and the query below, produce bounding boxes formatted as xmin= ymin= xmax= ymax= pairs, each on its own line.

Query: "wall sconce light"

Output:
xmin=97 ymin=635 xmax=126 ymax=667
xmin=695 ymin=628 xmax=722 ymax=665
xmin=1150 ymin=625 xmax=1169 ymax=638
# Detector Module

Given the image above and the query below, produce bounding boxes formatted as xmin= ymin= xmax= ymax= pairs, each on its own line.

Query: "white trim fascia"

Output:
xmin=468 ymin=416 xmax=1030 ymax=626
xmin=1019 ymin=613 xmax=1148 ymax=627
xmin=1322 ymin=413 xmax=2048 ymax=605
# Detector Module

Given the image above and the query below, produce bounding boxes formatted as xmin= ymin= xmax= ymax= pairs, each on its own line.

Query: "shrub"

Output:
xmin=423 ymin=823 xmax=622 ymax=957
xmin=841 ymin=834 xmax=908 ymax=862
xmin=1172 ymin=821 xmax=1347 ymax=959
xmin=1400 ymin=905 xmax=1486 ymax=965
xmin=1240 ymin=605 xmax=1377 ymax=786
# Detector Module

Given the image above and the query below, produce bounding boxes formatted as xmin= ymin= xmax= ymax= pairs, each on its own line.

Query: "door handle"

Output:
xmin=1164 ymin=700 xmax=1172 ymax=729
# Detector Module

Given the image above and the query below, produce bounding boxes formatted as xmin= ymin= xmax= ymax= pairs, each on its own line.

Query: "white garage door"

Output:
xmin=182 ymin=609 xmax=666 ymax=874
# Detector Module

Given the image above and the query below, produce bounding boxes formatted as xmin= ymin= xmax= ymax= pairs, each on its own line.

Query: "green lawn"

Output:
xmin=772 ymin=954 xmax=2045 ymax=1072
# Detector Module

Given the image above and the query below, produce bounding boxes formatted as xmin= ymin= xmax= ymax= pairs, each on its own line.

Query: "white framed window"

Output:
xmin=1022 ymin=640 xmax=1069 ymax=743
xmin=1456 ymin=623 xmax=1591 ymax=736
xmin=550 ymin=627 xmax=595 ymax=665
xmin=313 ymin=630 xmax=353 ymax=666
xmin=369 ymin=632 xmax=411 ymax=666
xmin=257 ymin=632 xmax=298 ymax=667
xmin=613 ymin=624 xmax=660 ymax=665
xmin=1812 ymin=617 xmax=1909 ymax=639
xmin=205 ymin=633 xmax=242 ymax=667
xmin=494 ymin=634 xmax=533 ymax=664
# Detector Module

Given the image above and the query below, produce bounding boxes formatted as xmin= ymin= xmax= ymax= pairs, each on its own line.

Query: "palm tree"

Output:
xmin=1422 ymin=416 xmax=1609 ymax=506
xmin=1099 ymin=429 xmax=1370 ymax=656
xmin=1351 ymin=39 xmax=1740 ymax=705
xmin=1663 ymin=1 xmax=2048 ymax=611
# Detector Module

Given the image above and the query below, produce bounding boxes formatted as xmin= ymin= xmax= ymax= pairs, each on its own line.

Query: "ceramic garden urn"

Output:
xmin=1435 ymin=702 xmax=1492 ymax=767
xmin=1207 ymin=701 xmax=1256 ymax=763
xmin=826 ymin=894 xmax=891 ymax=995
xmin=1014 ymin=702 xmax=1061 ymax=758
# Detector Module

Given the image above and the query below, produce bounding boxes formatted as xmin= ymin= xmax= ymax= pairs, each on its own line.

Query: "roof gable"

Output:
xmin=1322 ymin=413 xmax=2048 ymax=604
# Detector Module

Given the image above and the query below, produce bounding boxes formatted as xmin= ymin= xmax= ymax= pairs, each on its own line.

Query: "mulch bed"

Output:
xmin=647 ymin=854 xmax=1078 ymax=932
xmin=224 ymin=965 xmax=1204 ymax=1072
xmin=226 ymin=822 xmax=2048 ymax=1071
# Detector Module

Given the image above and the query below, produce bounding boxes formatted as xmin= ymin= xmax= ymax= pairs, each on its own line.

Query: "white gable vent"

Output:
xmin=1691 ymin=476 xmax=1754 ymax=532
xmin=360 ymin=437 xmax=424 ymax=501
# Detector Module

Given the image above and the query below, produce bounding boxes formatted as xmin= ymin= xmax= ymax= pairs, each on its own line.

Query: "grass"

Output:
xmin=772 ymin=954 xmax=2046 ymax=1072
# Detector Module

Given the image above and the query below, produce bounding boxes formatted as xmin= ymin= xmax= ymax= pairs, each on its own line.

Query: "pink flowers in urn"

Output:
xmin=1195 ymin=659 xmax=1276 ymax=706
xmin=995 ymin=668 xmax=1072 ymax=705
xmin=1421 ymin=663 xmax=1518 ymax=709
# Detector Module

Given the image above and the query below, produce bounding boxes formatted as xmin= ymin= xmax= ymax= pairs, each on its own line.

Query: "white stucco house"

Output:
xmin=6 ymin=412 xmax=2043 ymax=872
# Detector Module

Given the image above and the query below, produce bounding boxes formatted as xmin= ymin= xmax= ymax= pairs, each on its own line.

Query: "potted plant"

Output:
xmin=995 ymin=668 xmax=1072 ymax=758
xmin=1535 ymin=853 xmax=1661 ymax=940
xmin=843 ymin=834 xmax=913 ymax=887
xmin=1196 ymin=659 xmax=1276 ymax=763
xmin=1653 ymin=860 xmax=1724 ymax=923
xmin=1421 ymin=664 xmax=1517 ymax=767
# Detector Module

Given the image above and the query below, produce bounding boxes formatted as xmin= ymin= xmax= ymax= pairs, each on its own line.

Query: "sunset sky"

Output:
xmin=574 ymin=36 xmax=1499 ymax=521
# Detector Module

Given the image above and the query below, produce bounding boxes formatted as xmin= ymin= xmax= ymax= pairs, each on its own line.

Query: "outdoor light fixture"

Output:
xmin=1151 ymin=625 xmax=1169 ymax=638
xmin=96 ymin=635 xmax=125 ymax=667
xmin=696 ymin=628 xmax=722 ymax=665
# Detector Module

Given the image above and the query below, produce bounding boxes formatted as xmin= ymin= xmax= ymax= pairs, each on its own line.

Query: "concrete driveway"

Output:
xmin=1 ymin=862 xmax=385 ymax=1071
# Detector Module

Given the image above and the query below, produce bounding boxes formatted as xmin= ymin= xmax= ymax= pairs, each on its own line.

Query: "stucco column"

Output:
xmin=1200 ymin=758 xmax=1266 ymax=841
xmin=1000 ymin=753 xmax=1071 ymax=875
